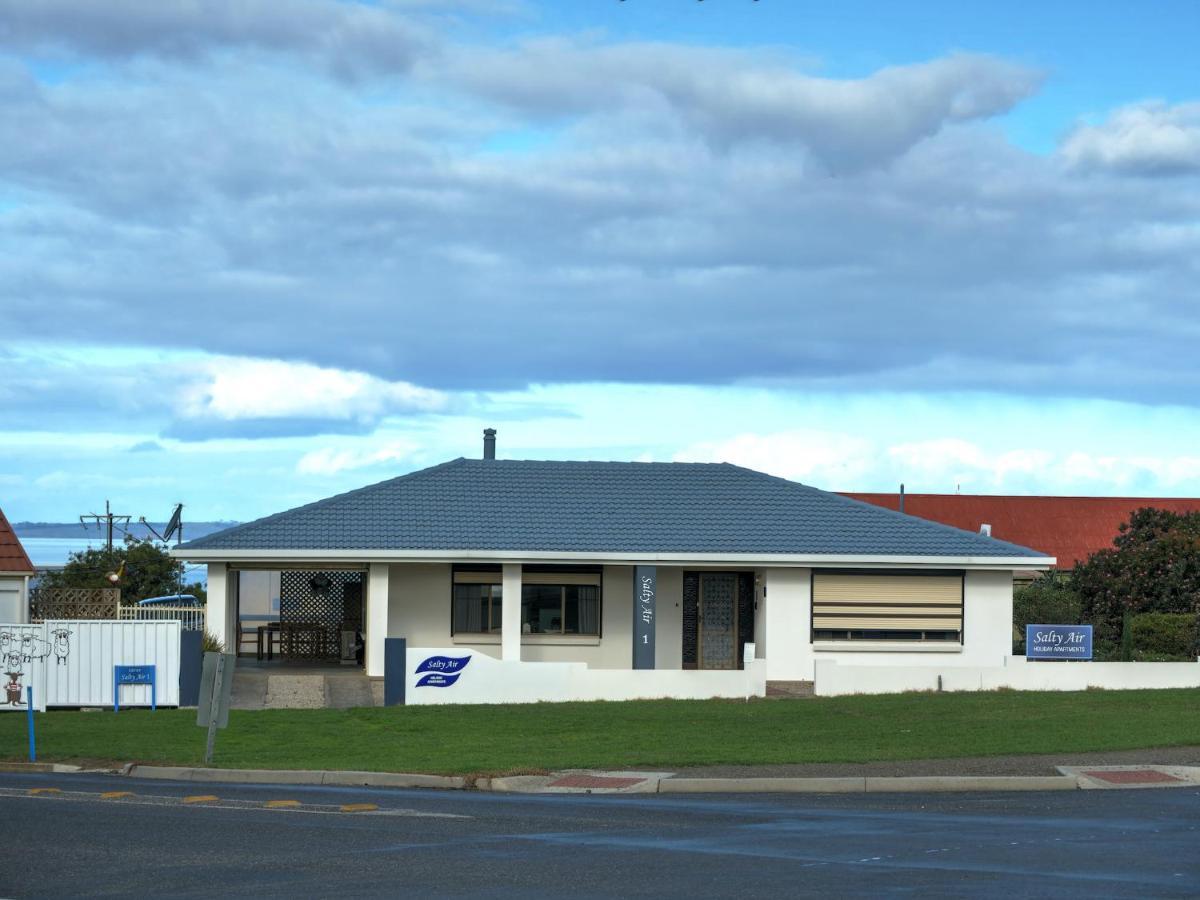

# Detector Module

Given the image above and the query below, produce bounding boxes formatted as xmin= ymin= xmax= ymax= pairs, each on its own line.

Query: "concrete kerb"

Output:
xmin=127 ymin=765 xmax=467 ymax=790
xmin=658 ymin=775 xmax=1079 ymax=794
xmin=120 ymin=764 xmax=1083 ymax=794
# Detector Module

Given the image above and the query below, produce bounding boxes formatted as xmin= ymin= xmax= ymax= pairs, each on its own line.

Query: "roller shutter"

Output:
xmin=812 ymin=572 xmax=963 ymax=639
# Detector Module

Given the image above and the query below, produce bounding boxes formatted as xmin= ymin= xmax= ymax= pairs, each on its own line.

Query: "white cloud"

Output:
xmin=178 ymin=357 xmax=448 ymax=423
xmin=296 ymin=440 xmax=420 ymax=475
xmin=1060 ymin=101 xmax=1200 ymax=176
xmin=673 ymin=430 xmax=877 ymax=484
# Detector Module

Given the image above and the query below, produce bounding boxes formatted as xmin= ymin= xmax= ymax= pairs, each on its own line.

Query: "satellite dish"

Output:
xmin=163 ymin=504 xmax=183 ymax=543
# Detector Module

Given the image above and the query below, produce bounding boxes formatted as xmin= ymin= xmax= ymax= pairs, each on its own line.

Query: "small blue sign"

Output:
xmin=414 ymin=655 xmax=470 ymax=688
xmin=113 ymin=664 xmax=157 ymax=711
xmin=1026 ymin=625 xmax=1093 ymax=660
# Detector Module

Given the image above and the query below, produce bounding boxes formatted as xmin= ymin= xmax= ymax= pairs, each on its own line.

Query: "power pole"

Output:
xmin=80 ymin=500 xmax=131 ymax=554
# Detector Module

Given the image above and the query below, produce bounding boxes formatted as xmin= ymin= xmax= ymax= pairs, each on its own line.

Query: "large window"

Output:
xmin=811 ymin=572 xmax=963 ymax=643
xmin=451 ymin=568 xmax=601 ymax=636
xmin=521 ymin=576 xmax=601 ymax=635
xmin=451 ymin=571 xmax=502 ymax=634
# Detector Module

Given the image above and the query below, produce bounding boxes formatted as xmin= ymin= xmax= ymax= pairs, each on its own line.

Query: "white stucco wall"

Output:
xmin=0 ymin=575 xmax=27 ymax=623
xmin=759 ymin=568 xmax=1015 ymax=681
xmin=386 ymin=563 xmax=685 ymax=670
xmin=762 ymin=567 xmax=811 ymax=681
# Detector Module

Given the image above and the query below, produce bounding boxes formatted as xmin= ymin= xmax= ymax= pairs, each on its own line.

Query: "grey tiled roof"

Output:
xmin=182 ymin=458 xmax=1046 ymax=558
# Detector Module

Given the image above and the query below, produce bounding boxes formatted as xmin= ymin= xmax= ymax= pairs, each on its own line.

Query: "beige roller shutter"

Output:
xmin=812 ymin=573 xmax=962 ymax=634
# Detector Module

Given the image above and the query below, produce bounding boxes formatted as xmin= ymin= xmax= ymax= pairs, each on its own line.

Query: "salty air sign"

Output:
xmin=415 ymin=655 xmax=470 ymax=687
xmin=1026 ymin=625 xmax=1093 ymax=660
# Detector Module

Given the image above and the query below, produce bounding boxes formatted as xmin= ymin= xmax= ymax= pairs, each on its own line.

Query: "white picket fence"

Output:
xmin=117 ymin=603 xmax=206 ymax=632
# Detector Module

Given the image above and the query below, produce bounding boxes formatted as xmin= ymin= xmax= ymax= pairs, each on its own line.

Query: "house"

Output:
xmin=0 ymin=506 xmax=35 ymax=622
xmin=176 ymin=432 xmax=1059 ymax=703
xmin=842 ymin=492 xmax=1200 ymax=570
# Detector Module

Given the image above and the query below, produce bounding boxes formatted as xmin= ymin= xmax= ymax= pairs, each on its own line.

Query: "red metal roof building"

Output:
xmin=842 ymin=493 xmax=1200 ymax=570
xmin=0 ymin=506 xmax=34 ymax=575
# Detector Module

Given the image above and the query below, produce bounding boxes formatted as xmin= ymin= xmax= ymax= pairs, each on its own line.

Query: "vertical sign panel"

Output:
xmin=633 ymin=566 xmax=656 ymax=670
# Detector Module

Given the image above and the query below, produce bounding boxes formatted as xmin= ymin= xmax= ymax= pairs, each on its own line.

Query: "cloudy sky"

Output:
xmin=2 ymin=0 xmax=1200 ymax=522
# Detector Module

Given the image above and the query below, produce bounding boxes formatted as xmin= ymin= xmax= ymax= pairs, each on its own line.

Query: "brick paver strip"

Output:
xmin=1082 ymin=769 xmax=1183 ymax=784
xmin=548 ymin=775 xmax=645 ymax=789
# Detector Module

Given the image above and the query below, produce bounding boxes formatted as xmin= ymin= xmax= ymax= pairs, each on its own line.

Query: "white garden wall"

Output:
xmin=405 ymin=646 xmax=766 ymax=705
xmin=814 ymin=655 xmax=1200 ymax=697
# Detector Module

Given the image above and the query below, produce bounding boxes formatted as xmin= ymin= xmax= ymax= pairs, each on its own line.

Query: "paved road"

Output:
xmin=1 ymin=772 xmax=1197 ymax=898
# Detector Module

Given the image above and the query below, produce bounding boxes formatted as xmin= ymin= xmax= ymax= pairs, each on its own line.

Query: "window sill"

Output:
xmin=452 ymin=634 xmax=602 ymax=647
xmin=812 ymin=642 xmax=964 ymax=654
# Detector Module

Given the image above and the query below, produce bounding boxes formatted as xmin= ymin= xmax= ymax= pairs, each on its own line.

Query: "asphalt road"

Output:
xmin=1 ymin=772 xmax=1197 ymax=898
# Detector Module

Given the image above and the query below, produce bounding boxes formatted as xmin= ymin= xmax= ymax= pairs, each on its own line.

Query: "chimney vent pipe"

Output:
xmin=483 ymin=428 xmax=496 ymax=460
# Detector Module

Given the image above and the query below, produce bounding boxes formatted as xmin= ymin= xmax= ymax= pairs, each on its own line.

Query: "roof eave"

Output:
xmin=172 ymin=547 xmax=1055 ymax=570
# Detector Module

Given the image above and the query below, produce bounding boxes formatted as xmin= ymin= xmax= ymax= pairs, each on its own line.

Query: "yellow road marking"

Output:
xmin=28 ymin=788 xmax=61 ymax=795
xmin=340 ymin=803 xmax=378 ymax=813
xmin=100 ymin=791 xmax=133 ymax=799
xmin=182 ymin=795 xmax=219 ymax=804
xmin=265 ymin=799 xmax=301 ymax=809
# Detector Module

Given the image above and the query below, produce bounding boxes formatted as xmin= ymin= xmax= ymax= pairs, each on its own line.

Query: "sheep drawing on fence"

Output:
xmin=50 ymin=629 xmax=72 ymax=665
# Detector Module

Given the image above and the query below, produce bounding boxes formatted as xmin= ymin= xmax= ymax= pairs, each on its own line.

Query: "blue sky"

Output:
xmin=2 ymin=0 xmax=1199 ymax=522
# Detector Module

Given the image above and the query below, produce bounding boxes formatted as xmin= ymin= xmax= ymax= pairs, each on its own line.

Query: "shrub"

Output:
xmin=201 ymin=631 xmax=225 ymax=655
xmin=1130 ymin=612 xmax=1197 ymax=660
xmin=1013 ymin=573 xmax=1081 ymax=634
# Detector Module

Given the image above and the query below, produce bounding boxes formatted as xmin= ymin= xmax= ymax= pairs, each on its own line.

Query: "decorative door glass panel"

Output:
xmin=700 ymin=574 xmax=737 ymax=669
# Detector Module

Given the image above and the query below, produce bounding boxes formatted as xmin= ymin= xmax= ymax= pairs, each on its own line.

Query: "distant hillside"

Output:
xmin=14 ymin=521 xmax=239 ymax=540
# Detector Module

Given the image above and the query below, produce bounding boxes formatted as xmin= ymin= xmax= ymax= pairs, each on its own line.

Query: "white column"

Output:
xmin=206 ymin=563 xmax=231 ymax=650
xmin=763 ymin=568 xmax=812 ymax=681
xmin=502 ymin=563 xmax=522 ymax=661
xmin=366 ymin=563 xmax=390 ymax=677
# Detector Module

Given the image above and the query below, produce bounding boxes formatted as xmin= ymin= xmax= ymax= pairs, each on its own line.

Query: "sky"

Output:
xmin=2 ymin=0 xmax=1199 ymax=523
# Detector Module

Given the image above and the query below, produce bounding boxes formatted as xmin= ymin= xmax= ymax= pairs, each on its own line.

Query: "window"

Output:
xmin=450 ymin=568 xmax=601 ymax=636
xmin=451 ymin=571 xmax=501 ymax=634
xmin=811 ymin=572 xmax=963 ymax=643
xmin=521 ymin=581 xmax=600 ymax=635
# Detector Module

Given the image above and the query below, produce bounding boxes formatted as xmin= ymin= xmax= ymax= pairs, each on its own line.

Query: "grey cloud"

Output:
xmin=1060 ymin=100 xmax=1200 ymax=176
xmin=0 ymin=0 xmax=429 ymax=79
xmin=0 ymin=39 xmax=1198 ymax=409
xmin=128 ymin=440 xmax=164 ymax=452
xmin=439 ymin=45 xmax=1042 ymax=171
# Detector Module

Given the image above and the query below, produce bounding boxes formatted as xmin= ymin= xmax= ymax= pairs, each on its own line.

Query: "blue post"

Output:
xmin=26 ymin=686 xmax=35 ymax=762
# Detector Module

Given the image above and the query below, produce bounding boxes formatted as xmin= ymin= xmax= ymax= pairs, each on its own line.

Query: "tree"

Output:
xmin=37 ymin=538 xmax=207 ymax=605
xmin=1071 ymin=507 xmax=1200 ymax=648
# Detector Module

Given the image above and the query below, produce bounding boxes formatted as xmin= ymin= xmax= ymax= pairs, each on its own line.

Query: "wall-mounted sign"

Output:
xmin=415 ymin=654 xmax=470 ymax=687
xmin=1026 ymin=625 xmax=1093 ymax=660
xmin=114 ymin=664 xmax=156 ymax=711
xmin=633 ymin=566 xmax=656 ymax=670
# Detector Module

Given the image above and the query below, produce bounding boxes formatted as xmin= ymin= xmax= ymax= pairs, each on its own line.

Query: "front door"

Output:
xmin=698 ymin=573 xmax=738 ymax=670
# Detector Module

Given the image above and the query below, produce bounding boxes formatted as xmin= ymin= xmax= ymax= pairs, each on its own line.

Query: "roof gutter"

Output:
xmin=172 ymin=547 xmax=1055 ymax=571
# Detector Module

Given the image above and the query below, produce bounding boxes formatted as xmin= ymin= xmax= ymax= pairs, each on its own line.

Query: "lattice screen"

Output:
xmin=30 ymin=588 xmax=120 ymax=622
xmin=278 ymin=570 xmax=365 ymax=661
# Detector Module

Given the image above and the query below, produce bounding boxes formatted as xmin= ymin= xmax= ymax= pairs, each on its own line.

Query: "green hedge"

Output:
xmin=1130 ymin=612 xmax=1197 ymax=661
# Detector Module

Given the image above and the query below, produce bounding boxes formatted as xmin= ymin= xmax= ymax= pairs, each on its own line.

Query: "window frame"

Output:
xmin=449 ymin=566 xmax=603 ymax=638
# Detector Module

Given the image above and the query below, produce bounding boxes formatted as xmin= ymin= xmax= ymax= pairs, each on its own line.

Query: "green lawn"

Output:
xmin=3 ymin=690 xmax=1199 ymax=776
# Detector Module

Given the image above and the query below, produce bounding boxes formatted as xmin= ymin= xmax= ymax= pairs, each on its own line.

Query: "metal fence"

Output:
xmin=117 ymin=603 xmax=207 ymax=632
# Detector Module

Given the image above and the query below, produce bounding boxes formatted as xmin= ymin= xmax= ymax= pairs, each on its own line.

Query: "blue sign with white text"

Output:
xmin=1026 ymin=625 xmax=1093 ymax=660
xmin=414 ymin=655 xmax=470 ymax=688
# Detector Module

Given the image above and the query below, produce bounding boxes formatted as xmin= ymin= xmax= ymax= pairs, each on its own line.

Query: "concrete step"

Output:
xmin=765 ymin=680 xmax=815 ymax=699
xmin=232 ymin=670 xmax=381 ymax=710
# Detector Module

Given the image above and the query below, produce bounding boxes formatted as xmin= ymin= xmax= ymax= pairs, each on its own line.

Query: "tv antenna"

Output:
xmin=80 ymin=500 xmax=131 ymax=554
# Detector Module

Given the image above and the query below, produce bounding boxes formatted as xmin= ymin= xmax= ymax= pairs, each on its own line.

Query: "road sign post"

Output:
xmin=26 ymin=687 xmax=35 ymax=762
xmin=197 ymin=652 xmax=235 ymax=765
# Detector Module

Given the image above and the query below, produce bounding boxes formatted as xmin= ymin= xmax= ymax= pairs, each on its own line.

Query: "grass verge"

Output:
xmin=2 ymin=689 xmax=1199 ymax=775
